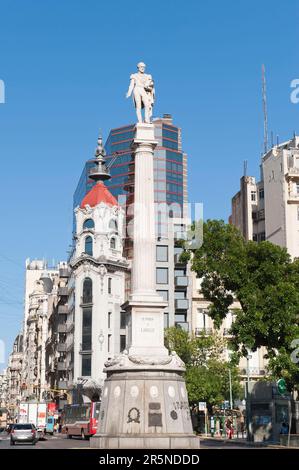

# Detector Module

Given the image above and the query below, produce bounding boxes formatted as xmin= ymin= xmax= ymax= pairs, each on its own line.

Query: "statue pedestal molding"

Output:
xmin=91 ymin=123 xmax=199 ymax=449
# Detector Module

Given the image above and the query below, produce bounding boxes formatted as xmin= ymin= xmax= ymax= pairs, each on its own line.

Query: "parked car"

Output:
xmin=10 ymin=423 xmax=37 ymax=445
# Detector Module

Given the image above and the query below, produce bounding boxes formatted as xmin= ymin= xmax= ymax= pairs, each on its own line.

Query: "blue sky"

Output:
xmin=0 ymin=0 xmax=298 ymax=369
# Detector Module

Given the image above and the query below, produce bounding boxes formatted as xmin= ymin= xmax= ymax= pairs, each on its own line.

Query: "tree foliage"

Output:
xmin=164 ymin=326 xmax=242 ymax=409
xmin=189 ymin=219 xmax=299 ymax=392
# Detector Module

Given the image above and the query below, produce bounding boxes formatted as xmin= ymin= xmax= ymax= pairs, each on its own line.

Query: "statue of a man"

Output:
xmin=126 ymin=62 xmax=155 ymax=124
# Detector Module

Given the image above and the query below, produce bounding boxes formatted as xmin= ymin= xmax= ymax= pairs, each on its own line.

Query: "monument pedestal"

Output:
xmin=90 ymin=352 xmax=199 ymax=449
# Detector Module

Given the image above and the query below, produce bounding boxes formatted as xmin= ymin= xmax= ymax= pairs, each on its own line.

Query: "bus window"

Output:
xmin=93 ymin=402 xmax=101 ymax=418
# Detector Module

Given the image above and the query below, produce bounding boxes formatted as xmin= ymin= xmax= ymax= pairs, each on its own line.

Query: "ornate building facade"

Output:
xmin=68 ymin=137 xmax=129 ymax=402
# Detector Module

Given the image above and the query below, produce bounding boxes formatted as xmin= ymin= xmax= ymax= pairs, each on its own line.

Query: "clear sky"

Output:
xmin=0 ymin=0 xmax=298 ymax=370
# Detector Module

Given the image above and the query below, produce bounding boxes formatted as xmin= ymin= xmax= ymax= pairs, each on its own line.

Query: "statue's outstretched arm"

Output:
xmin=126 ymin=78 xmax=135 ymax=98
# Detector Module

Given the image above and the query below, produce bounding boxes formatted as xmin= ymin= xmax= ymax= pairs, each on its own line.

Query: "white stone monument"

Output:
xmin=90 ymin=66 xmax=199 ymax=449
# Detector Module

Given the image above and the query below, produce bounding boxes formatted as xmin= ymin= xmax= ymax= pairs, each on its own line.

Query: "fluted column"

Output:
xmin=130 ymin=124 xmax=159 ymax=301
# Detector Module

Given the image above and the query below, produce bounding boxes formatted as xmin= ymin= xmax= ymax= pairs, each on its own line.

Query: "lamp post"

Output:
xmin=228 ymin=368 xmax=233 ymax=410
xmin=246 ymin=353 xmax=252 ymax=441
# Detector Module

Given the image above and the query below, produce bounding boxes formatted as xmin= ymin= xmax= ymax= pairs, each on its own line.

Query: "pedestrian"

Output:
xmin=226 ymin=418 xmax=233 ymax=439
xmin=280 ymin=422 xmax=289 ymax=435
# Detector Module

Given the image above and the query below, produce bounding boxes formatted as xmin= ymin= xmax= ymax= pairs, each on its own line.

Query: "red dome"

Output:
xmin=80 ymin=182 xmax=118 ymax=208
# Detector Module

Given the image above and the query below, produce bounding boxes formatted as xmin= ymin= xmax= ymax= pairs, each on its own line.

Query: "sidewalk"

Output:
xmin=200 ymin=435 xmax=283 ymax=448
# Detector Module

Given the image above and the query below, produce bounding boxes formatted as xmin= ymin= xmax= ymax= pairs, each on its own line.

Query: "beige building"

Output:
xmin=5 ymin=335 xmax=23 ymax=418
xmin=231 ymin=135 xmax=299 ymax=258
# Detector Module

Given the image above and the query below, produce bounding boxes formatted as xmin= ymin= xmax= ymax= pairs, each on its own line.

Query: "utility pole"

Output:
xmin=246 ymin=354 xmax=252 ymax=441
xmin=262 ymin=64 xmax=268 ymax=155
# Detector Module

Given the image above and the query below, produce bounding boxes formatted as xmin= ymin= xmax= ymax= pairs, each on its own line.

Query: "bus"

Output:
xmin=61 ymin=402 xmax=101 ymax=439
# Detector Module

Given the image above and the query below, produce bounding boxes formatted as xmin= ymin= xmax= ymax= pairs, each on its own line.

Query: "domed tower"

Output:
xmin=70 ymin=135 xmax=129 ymax=402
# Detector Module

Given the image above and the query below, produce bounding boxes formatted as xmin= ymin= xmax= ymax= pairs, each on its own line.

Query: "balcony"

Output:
xmin=58 ymin=305 xmax=68 ymax=315
xmin=288 ymin=192 xmax=299 ymax=203
xmin=286 ymin=167 xmax=299 ymax=179
xmin=57 ymin=343 xmax=67 ymax=352
xmin=66 ymin=321 xmax=74 ymax=333
xmin=175 ymin=299 xmax=189 ymax=310
xmin=57 ymin=381 xmax=68 ymax=390
xmin=58 ymin=287 xmax=68 ymax=296
xmin=195 ymin=327 xmax=213 ymax=336
xmin=57 ymin=361 xmax=67 ymax=371
xmin=59 ymin=268 xmax=69 ymax=278
xmin=58 ymin=324 xmax=67 ymax=333
xmin=240 ymin=368 xmax=266 ymax=376
xmin=175 ymin=276 xmax=188 ymax=288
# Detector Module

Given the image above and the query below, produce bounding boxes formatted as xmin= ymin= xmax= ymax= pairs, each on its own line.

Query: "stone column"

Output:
xmin=127 ymin=123 xmax=168 ymax=357
xmin=130 ymin=123 xmax=158 ymax=300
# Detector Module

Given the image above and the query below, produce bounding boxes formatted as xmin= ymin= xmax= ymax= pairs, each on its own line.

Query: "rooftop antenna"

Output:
xmin=243 ymin=160 xmax=248 ymax=177
xmin=262 ymin=64 xmax=268 ymax=155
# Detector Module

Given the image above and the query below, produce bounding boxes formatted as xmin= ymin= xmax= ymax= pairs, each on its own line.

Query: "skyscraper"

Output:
xmin=73 ymin=115 xmax=191 ymax=330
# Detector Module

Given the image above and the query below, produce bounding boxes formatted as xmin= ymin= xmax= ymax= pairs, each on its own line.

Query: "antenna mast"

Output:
xmin=262 ymin=64 xmax=268 ymax=154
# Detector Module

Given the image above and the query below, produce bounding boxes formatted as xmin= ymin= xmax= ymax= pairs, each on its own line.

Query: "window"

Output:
xmin=120 ymin=311 xmax=126 ymax=329
xmin=82 ymin=354 xmax=91 ymax=377
xmin=259 ymin=189 xmax=264 ymax=199
xmin=296 ymin=183 xmax=299 ymax=194
xmin=82 ymin=278 xmax=92 ymax=304
xmin=110 ymin=237 xmax=116 ymax=249
xmin=82 ymin=308 xmax=92 ymax=351
xmin=156 ymin=245 xmax=168 ymax=262
xmin=157 ymin=290 xmax=168 ymax=301
xmin=84 ymin=236 xmax=93 ymax=256
xmin=83 ymin=219 xmax=94 ymax=230
xmin=108 ymin=334 xmax=112 ymax=353
xmin=120 ymin=335 xmax=126 ymax=352
xmin=251 ymin=191 xmax=256 ymax=202
xmin=156 ymin=268 xmax=168 ymax=284
xmin=253 ymin=234 xmax=258 ymax=242
xmin=174 ymin=291 xmax=185 ymax=299
xmin=108 ymin=278 xmax=112 ymax=294
xmin=108 ymin=312 xmax=112 ymax=329
xmin=164 ymin=313 xmax=169 ymax=328
xmin=109 ymin=219 xmax=118 ymax=233
xmin=297 ymin=207 xmax=299 ymax=221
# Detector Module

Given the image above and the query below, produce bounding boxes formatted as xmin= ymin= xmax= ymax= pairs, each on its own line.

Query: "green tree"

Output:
xmin=164 ymin=326 xmax=242 ymax=409
xmin=189 ymin=219 xmax=299 ymax=393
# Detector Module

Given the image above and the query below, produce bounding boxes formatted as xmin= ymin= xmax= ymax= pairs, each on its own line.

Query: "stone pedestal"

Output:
xmin=91 ymin=123 xmax=199 ymax=449
xmin=90 ymin=352 xmax=199 ymax=449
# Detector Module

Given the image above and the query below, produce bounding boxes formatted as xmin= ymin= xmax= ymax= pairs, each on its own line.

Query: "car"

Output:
xmin=10 ymin=423 xmax=37 ymax=446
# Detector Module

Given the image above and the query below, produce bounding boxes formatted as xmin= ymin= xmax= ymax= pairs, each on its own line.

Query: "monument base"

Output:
xmin=90 ymin=434 xmax=199 ymax=449
xmin=90 ymin=351 xmax=200 ymax=450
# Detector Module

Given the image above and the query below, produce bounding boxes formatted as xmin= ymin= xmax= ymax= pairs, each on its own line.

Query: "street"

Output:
xmin=0 ymin=431 xmax=260 ymax=450
xmin=0 ymin=432 xmax=90 ymax=449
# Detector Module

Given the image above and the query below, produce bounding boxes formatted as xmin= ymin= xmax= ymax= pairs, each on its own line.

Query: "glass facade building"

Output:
xmin=73 ymin=115 xmax=190 ymax=329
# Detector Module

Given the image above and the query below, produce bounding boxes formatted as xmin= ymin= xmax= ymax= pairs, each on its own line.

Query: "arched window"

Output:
xmin=83 ymin=218 xmax=94 ymax=230
xmin=85 ymin=236 xmax=93 ymax=256
xmin=83 ymin=278 xmax=92 ymax=304
xmin=110 ymin=237 xmax=116 ymax=249
xmin=109 ymin=218 xmax=118 ymax=233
